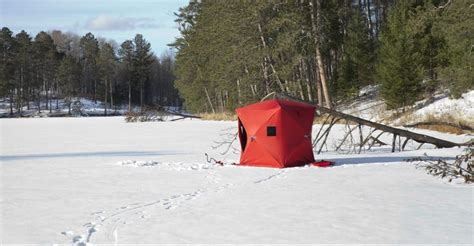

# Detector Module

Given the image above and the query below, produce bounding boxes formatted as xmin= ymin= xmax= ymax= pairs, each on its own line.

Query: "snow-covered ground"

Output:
xmin=412 ymin=91 xmax=474 ymax=120
xmin=0 ymin=97 xmax=157 ymax=117
xmin=0 ymin=117 xmax=472 ymax=244
xmin=341 ymin=88 xmax=474 ymax=125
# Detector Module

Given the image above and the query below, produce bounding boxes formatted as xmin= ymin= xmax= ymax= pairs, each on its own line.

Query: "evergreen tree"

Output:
xmin=33 ymin=31 xmax=58 ymax=112
xmin=97 ymin=42 xmax=117 ymax=115
xmin=434 ymin=0 xmax=473 ymax=98
xmin=57 ymin=55 xmax=81 ymax=114
xmin=79 ymin=32 xmax=99 ymax=101
xmin=376 ymin=0 xmax=424 ymax=109
xmin=337 ymin=8 xmax=375 ymax=99
xmin=0 ymin=27 xmax=18 ymax=115
xmin=118 ymin=40 xmax=135 ymax=111
xmin=15 ymin=30 xmax=33 ymax=113
xmin=132 ymin=34 xmax=153 ymax=111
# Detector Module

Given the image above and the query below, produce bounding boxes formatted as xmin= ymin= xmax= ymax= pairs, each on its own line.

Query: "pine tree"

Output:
xmin=15 ymin=30 xmax=33 ymax=113
xmin=97 ymin=42 xmax=117 ymax=115
xmin=57 ymin=55 xmax=81 ymax=115
xmin=337 ymin=8 xmax=375 ymax=99
xmin=33 ymin=31 xmax=58 ymax=113
xmin=132 ymin=34 xmax=153 ymax=111
xmin=0 ymin=27 xmax=18 ymax=115
xmin=434 ymin=0 xmax=473 ymax=98
xmin=80 ymin=32 xmax=99 ymax=101
xmin=118 ymin=40 xmax=135 ymax=112
xmin=376 ymin=0 xmax=424 ymax=109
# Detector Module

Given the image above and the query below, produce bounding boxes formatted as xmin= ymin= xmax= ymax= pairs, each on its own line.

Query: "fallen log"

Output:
xmin=278 ymin=94 xmax=471 ymax=149
xmin=166 ymin=110 xmax=201 ymax=119
xmin=316 ymin=106 xmax=469 ymax=148
xmin=124 ymin=107 xmax=201 ymax=123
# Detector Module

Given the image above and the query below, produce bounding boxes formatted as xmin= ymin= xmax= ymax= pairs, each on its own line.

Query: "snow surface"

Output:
xmin=413 ymin=90 xmax=474 ymax=120
xmin=0 ymin=97 xmax=134 ymax=117
xmin=0 ymin=117 xmax=472 ymax=244
xmin=343 ymin=89 xmax=474 ymax=125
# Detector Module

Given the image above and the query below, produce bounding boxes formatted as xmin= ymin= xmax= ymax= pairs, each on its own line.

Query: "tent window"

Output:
xmin=267 ymin=126 xmax=276 ymax=137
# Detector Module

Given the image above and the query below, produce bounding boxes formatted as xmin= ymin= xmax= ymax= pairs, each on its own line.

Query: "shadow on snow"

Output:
xmin=0 ymin=151 xmax=190 ymax=162
xmin=329 ymin=155 xmax=456 ymax=166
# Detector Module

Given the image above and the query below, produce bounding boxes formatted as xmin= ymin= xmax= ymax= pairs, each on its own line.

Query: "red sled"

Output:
xmin=311 ymin=161 xmax=334 ymax=167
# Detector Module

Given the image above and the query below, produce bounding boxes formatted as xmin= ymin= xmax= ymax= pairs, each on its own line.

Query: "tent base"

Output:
xmin=311 ymin=161 xmax=335 ymax=167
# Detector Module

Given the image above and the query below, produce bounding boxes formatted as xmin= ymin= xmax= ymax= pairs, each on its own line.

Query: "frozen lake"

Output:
xmin=0 ymin=117 xmax=472 ymax=244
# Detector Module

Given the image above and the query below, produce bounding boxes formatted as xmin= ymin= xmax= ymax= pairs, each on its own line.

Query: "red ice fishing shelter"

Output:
xmin=235 ymin=99 xmax=316 ymax=168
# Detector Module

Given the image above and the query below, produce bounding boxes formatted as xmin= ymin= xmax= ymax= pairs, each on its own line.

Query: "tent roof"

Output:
xmin=235 ymin=99 xmax=315 ymax=114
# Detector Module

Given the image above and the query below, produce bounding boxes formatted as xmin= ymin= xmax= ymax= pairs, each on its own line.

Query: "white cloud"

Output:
xmin=84 ymin=15 xmax=161 ymax=31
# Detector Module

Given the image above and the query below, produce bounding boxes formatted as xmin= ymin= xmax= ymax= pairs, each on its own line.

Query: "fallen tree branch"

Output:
xmin=278 ymin=93 xmax=471 ymax=151
xmin=125 ymin=107 xmax=201 ymax=123
xmin=335 ymin=124 xmax=358 ymax=151
xmin=316 ymin=106 xmax=469 ymax=148
xmin=406 ymin=146 xmax=473 ymax=183
xmin=317 ymin=117 xmax=342 ymax=154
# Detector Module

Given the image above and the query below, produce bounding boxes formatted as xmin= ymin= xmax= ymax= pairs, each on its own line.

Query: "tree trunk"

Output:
xmin=110 ymin=78 xmax=114 ymax=110
xmin=68 ymin=99 xmax=71 ymax=115
xmin=315 ymin=66 xmax=323 ymax=106
xmin=140 ymin=86 xmax=144 ymax=113
xmin=49 ymin=83 xmax=52 ymax=114
xmin=258 ymin=23 xmax=285 ymax=93
xmin=37 ymin=89 xmax=41 ymax=113
xmin=128 ymin=81 xmax=132 ymax=112
xmin=236 ymin=79 xmax=242 ymax=105
xmin=204 ymin=87 xmax=215 ymax=114
xmin=19 ymin=65 xmax=24 ymax=114
xmin=9 ymin=91 xmax=14 ymax=116
xmin=304 ymin=59 xmax=314 ymax=103
xmin=314 ymin=0 xmax=332 ymax=108
xmin=260 ymin=62 xmax=271 ymax=94
xmin=366 ymin=0 xmax=373 ymax=38
xmin=26 ymin=88 xmax=30 ymax=110
xmin=298 ymin=60 xmax=306 ymax=100
xmin=56 ymin=79 xmax=59 ymax=110
xmin=104 ymin=78 xmax=108 ymax=116
xmin=94 ymin=79 xmax=97 ymax=104
xmin=44 ymin=75 xmax=48 ymax=111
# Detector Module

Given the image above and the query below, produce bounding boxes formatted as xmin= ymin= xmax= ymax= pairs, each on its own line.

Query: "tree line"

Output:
xmin=172 ymin=0 xmax=472 ymax=113
xmin=0 ymin=28 xmax=181 ymax=116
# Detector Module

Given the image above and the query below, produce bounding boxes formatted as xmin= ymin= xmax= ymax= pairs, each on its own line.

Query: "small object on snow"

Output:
xmin=72 ymin=235 xmax=85 ymax=243
xmin=311 ymin=161 xmax=334 ymax=167
xmin=61 ymin=231 xmax=74 ymax=236
xmin=205 ymin=153 xmax=224 ymax=166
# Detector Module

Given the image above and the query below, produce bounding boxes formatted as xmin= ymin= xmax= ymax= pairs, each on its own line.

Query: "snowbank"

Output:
xmin=413 ymin=91 xmax=474 ymax=120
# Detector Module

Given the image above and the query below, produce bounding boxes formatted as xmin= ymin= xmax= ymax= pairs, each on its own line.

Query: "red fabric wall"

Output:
xmin=236 ymin=99 xmax=316 ymax=168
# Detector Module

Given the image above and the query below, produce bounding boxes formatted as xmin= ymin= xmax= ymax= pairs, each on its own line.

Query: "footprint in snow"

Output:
xmin=254 ymin=170 xmax=288 ymax=184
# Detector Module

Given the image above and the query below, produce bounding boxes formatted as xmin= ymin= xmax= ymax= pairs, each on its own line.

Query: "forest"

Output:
xmin=172 ymin=0 xmax=472 ymax=113
xmin=0 ymin=29 xmax=180 ymax=116
xmin=0 ymin=0 xmax=472 ymax=116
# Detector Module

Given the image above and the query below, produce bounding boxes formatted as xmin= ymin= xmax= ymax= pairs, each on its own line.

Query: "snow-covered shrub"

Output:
xmin=408 ymin=147 xmax=473 ymax=183
xmin=125 ymin=106 xmax=167 ymax=122
xmin=71 ymin=100 xmax=84 ymax=116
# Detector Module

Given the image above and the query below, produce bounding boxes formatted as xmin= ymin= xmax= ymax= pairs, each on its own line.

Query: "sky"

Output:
xmin=0 ymin=0 xmax=189 ymax=54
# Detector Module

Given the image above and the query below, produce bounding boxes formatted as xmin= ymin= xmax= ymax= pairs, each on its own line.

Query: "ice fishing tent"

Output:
xmin=236 ymin=99 xmax=316 ymax=168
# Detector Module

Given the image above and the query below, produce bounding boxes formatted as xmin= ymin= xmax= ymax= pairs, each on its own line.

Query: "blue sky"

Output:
xmin=0 ymin=0 xmax=188 ymax=54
